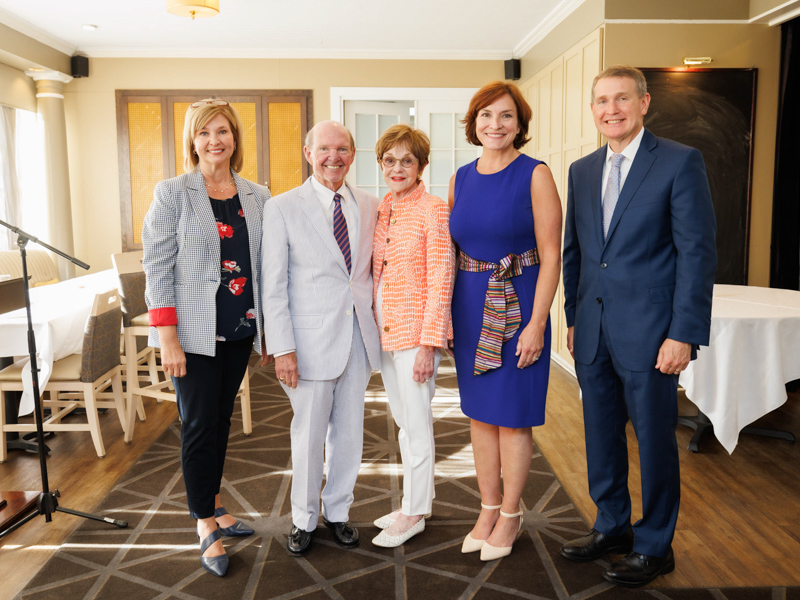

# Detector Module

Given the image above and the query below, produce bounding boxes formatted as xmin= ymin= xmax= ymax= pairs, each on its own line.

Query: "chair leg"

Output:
xmin=0 ymin=386 xmax=7 ymax=463
xmin=84 ymin=382 xmax=106 ymax=458
xmin=240 ymin=366 xmax=252 ymax=436
xmin=112 ymin=370 xmax=127 ymax=435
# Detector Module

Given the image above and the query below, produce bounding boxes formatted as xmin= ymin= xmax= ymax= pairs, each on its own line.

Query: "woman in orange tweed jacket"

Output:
xmin=370 ymin=124 xmax=456 ymax=548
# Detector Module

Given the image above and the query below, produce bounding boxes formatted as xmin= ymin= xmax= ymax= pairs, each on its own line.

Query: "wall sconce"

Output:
xmin=683 ymin=57 xmax=713 ymax=66
xmin=166 ymin=0 xmax=220 ymax=19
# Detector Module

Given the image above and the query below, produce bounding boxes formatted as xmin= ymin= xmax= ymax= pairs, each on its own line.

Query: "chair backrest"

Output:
xmin=111 ymin=251 xmax=143 ymax=275
xmin=0 ymin=249 xmax=58 ymax=285
xmin=80 ymin=289 xmax=122 ymax=382
xmin=111 ymin=252 xmax=147 ymax=328
xmin=0 ymin=277 xmax=26 ymax=314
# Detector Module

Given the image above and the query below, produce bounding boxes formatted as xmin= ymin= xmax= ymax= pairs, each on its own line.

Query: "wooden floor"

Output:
xmin=535 ymin=362 xmax=800 ymax=589
xmin=1 ymin=362 xmax=799 ymax=598
xmin=0 ymin=396 xmax=178 ymax=600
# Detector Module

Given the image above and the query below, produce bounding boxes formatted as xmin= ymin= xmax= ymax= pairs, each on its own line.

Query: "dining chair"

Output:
xmin=0 ymin=289 xmax=128 ymax=461
xmin=111 ymin=251 xmax=169 ymax=436
xmin=111 ymin=252 xmax=253 ymax=443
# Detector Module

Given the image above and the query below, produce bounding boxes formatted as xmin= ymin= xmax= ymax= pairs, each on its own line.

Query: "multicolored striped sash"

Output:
xmin=458 ymin=248 xmax=539 ymax=375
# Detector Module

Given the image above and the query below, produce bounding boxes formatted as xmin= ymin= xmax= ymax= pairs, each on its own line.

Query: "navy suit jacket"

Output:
xmin=563 ymin=129 xmax=717 ymax=372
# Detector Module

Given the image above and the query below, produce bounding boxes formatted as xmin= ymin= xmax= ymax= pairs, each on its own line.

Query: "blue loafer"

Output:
xmin=199 ymin=527 xmax=229 ymax=577
xmin=215 ymin=507 xmax=254 ymax=537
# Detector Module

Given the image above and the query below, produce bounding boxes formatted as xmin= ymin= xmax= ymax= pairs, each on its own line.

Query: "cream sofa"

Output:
xmin=0 ymin=249 xmax=59 ymax=286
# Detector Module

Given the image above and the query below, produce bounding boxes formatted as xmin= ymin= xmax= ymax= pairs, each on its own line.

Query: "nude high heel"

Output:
xmin=479 ymin=508 xmax=523 ymax=561
xmin=461 ymin=502 xmax=502 ymax=553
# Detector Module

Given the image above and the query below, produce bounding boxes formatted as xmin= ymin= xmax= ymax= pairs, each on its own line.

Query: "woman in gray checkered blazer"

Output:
xmin=142 ymin=99 xmax=272 ymax=578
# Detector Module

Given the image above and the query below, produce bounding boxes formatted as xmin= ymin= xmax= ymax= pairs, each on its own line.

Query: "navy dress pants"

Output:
xmin=172 ymin=336 xmax=254 ymax=520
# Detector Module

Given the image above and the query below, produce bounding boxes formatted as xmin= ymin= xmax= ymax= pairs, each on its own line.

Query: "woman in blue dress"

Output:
xmin=448 ymin=82 xmax=562 ymax=561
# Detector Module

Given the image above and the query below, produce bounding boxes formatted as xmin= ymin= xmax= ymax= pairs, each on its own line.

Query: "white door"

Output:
xmin=417 ymin=101 xmax=479 ymax=201
xmin=345 ymin=101 xmax=412 ymax=200
xmin=337 ymin=89 xmax=479 ymax=201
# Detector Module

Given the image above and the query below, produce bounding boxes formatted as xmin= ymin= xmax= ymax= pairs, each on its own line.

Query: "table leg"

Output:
xmin=677 ymin=411 xmax=714 ymax=453
xmin=678 ymin=409 xmax=795 ymax=453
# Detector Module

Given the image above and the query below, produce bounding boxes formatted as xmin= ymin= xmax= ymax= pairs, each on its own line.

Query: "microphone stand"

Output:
xmin=0 ymin=219 xmax=127 ymax=538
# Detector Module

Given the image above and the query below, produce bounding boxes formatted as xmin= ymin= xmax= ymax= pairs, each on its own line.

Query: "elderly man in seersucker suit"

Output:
xmin=262 ymin=120 xmax=381 ymax=557
xmin=561 ymin=65 xmax=717 ymax=587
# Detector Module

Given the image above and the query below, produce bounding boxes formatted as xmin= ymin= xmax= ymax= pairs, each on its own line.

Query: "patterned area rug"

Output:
xmin=17 ymin=355 xmax=795 ymax=599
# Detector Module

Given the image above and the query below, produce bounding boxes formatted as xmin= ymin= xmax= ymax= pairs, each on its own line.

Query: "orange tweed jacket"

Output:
xmin=372 ymin=182 xmax=455 ymax=351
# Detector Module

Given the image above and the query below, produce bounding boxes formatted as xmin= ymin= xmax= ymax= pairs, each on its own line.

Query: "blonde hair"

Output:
xmin=182 ymin=100 xmax=244 ymax=173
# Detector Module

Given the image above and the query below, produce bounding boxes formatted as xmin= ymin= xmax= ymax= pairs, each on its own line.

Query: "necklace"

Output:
xmin=205 ymin=178 xmax=236 ymax=195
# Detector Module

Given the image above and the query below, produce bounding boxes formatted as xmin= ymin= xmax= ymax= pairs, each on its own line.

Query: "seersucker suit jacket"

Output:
xmin=563 ymin=129 xmax=717 ymax=372
xmin=262 ymin=177 xmax=381 ymax=381
xmin=142 ymin=170 xmax=269 ymax=357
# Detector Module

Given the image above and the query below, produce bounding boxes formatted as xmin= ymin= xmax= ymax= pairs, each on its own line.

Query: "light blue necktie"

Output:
xmin=603 ymin=153 xmax=624 ymax=240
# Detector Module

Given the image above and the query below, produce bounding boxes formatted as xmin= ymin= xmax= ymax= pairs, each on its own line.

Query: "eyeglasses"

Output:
xmin=190 ymin=99 xmax=229 ymax=108
xmin=380 ymin=156 xmax=419 ymax=169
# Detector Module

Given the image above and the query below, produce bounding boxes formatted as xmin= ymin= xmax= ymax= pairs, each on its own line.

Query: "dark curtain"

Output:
xmin=770 ymin=17 xmax=800 ymax=290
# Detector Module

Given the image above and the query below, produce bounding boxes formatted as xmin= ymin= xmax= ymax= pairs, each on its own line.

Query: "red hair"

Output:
xmin=462 ymin=81 xmax=532 ymax=150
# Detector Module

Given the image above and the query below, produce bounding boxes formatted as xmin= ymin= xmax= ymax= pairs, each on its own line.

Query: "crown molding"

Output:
xmin=77 ymin=47 xmax=508 ymax=61
xmin=0 ymin=7 xmax=75 ymax=56
xmin=604 ymin=19 xmax=750 ymax=24
xmin=513 ymin=0 xmax=588 ymax=59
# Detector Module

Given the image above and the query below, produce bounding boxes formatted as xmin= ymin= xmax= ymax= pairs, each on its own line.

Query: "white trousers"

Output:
xmin=379 ymin=346 xmax=441 ymax=516
xmin=284 ymin=316 xmax=370 ymax=532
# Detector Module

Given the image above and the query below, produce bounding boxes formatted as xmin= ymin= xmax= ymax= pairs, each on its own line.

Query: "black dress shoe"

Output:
xmin=287 ymin=525 xmax=313 ymax=556
xmin=603 ymin=548 xmax=675 ymax=587
xmin=322 ymin=517 xmax=360 ymax=548
xmin=560 ymin=527 xmax=634 ymax=562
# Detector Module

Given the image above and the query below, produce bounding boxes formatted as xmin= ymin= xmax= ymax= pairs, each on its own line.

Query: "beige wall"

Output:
xmin=0 ymin=62 xmax=36 ymax=112
xmin=604 ymin=23 xmax=781 ymax=285
xmin=519 ymin=0 xmax=604 ymax=81
xmin=605 ymin=0 xmax=750 ymax=20
xmin=63 ymin=57 xmax=502 ymax=271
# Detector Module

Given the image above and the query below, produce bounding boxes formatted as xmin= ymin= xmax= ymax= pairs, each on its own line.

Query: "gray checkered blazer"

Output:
xmin=142 ymin=170 xmax=269 ymax=357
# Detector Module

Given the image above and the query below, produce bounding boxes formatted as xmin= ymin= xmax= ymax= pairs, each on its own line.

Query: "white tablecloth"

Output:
xmin=0 ymin=269 xmax=119 ymax=415
xmin=679 ymin=284 xmax=800 ymax=454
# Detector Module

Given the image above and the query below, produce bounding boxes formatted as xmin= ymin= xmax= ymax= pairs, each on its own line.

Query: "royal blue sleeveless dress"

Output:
xmin=449 ymin=154 xmax=550 ymax=428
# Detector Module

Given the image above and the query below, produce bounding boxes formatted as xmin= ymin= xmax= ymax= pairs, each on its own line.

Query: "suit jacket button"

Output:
xmin=386 ymin=238 xmax=390 ymax=243
xmin=384 ymin=260 xmax=388 ymax=265
xmin=346 ymin=309 xmax=352 ymax=316
xmin=600 ymin=262 xmax=607 ymax=269
xmin=596 ymin=297 xmax=602 ymax=304
xmin=384 ymin=326 xmax=390 ymax=332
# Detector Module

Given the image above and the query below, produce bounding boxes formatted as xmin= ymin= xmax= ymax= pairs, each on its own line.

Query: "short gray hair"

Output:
xmin=591 ymin=65 xmax=648 ymax=103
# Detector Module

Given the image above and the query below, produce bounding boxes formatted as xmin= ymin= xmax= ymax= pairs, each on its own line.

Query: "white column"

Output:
xmin=25 ymin=69 xmax=75 ymax=280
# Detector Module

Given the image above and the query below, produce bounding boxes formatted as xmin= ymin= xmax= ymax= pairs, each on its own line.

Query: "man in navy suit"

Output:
xmin=561 ymin=65 xmax=716 ymax=587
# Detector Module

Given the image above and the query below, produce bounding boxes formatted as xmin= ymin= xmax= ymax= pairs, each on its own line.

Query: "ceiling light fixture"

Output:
xmin=166 ymin=0 xmax=220 ymax=19
xmin=82 ymin=24 xmax=98 ymax=31
xmin=683 ymin=57 xmax=713 ymax=65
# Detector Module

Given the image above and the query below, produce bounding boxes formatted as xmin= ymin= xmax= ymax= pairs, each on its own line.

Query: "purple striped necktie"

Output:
xmin=333 ymin=193 xmax=351 ymax=273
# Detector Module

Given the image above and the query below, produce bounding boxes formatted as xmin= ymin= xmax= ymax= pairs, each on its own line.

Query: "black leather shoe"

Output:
xmin=560 ymin=527 xmax=634 ymax=562
xmin=603 ymin=548 xmax=675 ymax=587
xmin=323 ymin=517 xmax=360 ymax=548
xmin=287 ymin=526 xmax=313 ymax=556
xmin=199 ymin=527 xmax=229 ymax=577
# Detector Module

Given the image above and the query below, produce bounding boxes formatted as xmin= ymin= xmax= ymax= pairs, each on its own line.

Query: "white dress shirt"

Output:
xmin=600 ymin=126 xmax=646 ymax=202
xmin=309 ymin=175 xmax=360 ymax=254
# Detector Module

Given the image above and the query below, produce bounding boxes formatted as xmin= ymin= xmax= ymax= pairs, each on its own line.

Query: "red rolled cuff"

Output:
xmin=148 ymin=307 xmax=177 ymax=327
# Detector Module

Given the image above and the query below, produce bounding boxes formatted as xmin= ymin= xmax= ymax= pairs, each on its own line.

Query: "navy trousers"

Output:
xmin=172 ymin=336 xmax=254 ymax=520
xmin=575 ymin=323 xmax=680 ymax=558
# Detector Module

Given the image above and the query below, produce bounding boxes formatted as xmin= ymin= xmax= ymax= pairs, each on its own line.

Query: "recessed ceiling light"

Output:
xmin=82 ymin=24 xmax=98 ymax=31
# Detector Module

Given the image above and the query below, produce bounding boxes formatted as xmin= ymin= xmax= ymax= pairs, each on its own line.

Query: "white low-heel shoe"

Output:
xmin=374 ymin=511 xmax=431 ymax=529
xmin=480 ymin=509 xmax=523 ymax=561
xmin=461 ymin=502 xmax=501 ymax=554
xmin=372 ymin=517 xmax=425 ymax=547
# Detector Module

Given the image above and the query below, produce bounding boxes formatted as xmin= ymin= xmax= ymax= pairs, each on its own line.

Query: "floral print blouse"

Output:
xmin=211 ymin=194 xmax=256 ymax=342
